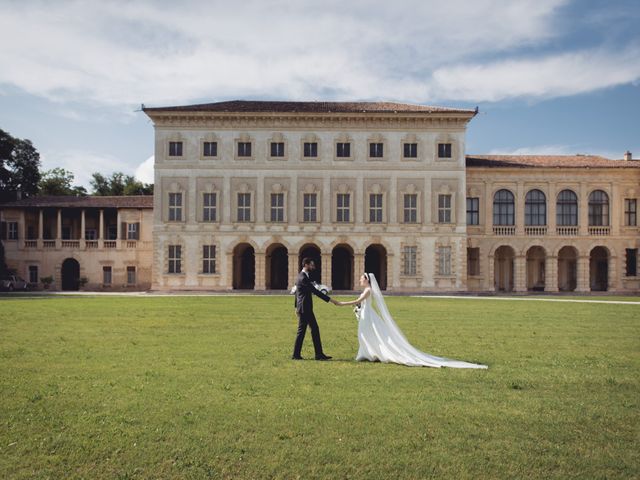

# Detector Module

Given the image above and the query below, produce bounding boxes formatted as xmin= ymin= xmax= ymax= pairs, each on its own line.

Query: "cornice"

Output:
xmin=146 ymin=112 xmax=475 ymax=130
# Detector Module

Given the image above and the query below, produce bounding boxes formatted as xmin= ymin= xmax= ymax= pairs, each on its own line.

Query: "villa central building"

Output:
xmin=143 ymin=101 xmax=478 ymax=292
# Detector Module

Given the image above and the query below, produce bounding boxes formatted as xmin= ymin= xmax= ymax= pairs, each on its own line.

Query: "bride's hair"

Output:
xmin=362 ymin=272 xmax=370 ymax=283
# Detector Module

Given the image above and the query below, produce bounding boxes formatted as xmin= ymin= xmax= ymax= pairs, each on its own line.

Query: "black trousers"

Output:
xmin=293 ymin=311 xmax=324 ymax=357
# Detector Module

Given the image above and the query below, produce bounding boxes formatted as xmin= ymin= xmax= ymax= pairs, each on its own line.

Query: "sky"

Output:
xmin=0 ymin=0 xmax=639 ymax=189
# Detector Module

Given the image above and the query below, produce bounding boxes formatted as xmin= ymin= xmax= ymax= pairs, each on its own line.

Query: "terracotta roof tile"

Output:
xmin=143 ymin=100 xmax=476 ymax=115
xmin=465 ymin=155 xmax=640 ymax=168
xmin=0 ymin=195 xmax=154 ymax=209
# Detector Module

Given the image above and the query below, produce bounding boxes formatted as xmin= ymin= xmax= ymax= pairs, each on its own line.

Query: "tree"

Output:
xmin=0 ymin=129 xmax=41 ymax=202
xmin=90 ymin=171 xmax=153 ymax=196
xmin=38 ymin=168 xmax=87 ymax=196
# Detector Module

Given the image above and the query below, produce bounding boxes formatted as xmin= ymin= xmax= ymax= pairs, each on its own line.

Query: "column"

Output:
xmin=99 ymin=209 xmax=104 ymax=240
xmin=322 ymin=177 xmax=331 ymax=225
xmin=287 ymin=252 xmax=298 ymax=290
xmin=579 ymin=183 xmax=589 ymax=235
xmin=38 ymin=208 xmax=43 ymax=248
xmin=355 ymin=176 xmax=364 ymax=225
xmin=256 ymin=179 xmax=264 ymax=224
xmin=608 ymin=254 xmax=617 ymax=291
xmin=254 ymin=251 xmax=266 ymax=290
xmin=389 ymin=176 xmax=397 ymax=224
xmin=116 ymin=210 xmax=121 ymax=246
xmin=488 ymin=254 xmax=495 ymax=291
xmin=610 ymin=182 xmax=620 ymax=235
xmin=484 ymin=182 xmax=493 ymax=235
xmin=223 ymin=176 xmax=231 ymax=224
xmin=290 ymin=176 xmax=298 ymax=225
xmin=354 ymin=253 xmax=365 ymax=286
xmin=544 ymin=255 xmax=558 ymax=292
xmin=80 ymin=209 xmax=86 ymax=246
xmin=56 ymin=208 xmax=62 ymax=247
xmin=321 ymin=252 xmax=332 ymax=289
xmin=547 ymin=183 xmax=556 ymax=235
xmin=516 ymin=182 xmax=525 ymax=235
xmin=514 ymin=254 xmax=526 ymax=292
xmin=576 ymin=255 xmax=590 ymax=292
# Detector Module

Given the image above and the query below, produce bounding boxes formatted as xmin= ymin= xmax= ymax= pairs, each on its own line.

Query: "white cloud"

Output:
xmin=0 ymin=0 xmax=582 ymax=107
xmin=486 ymin=144 xmax=624 ymax=159
xmin=431 ymin=48 xmax=640 ymax=102
xmin=135 ymin=155 xmax=154 ymax=184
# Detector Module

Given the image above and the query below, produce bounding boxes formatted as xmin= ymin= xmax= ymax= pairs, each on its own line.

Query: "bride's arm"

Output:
xmin=336 ymin=288 xmax=371 ymax=306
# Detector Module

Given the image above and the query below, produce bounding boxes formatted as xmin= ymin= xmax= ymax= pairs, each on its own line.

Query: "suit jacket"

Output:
xmin=294 ymin=271 xmax=331 ymax=314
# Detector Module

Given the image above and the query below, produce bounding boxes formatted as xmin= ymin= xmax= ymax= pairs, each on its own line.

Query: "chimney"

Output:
xmin=624 ymin=150 xmax=633 ymax=161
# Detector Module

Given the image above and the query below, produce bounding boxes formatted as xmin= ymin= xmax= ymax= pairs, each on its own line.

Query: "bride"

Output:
xmin=335 ymin=273 xmax=487 ymax=369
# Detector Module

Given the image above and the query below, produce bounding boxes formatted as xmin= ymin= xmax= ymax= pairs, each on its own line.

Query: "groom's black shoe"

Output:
xmin=315 ymin=354 xmax=332 ymax=361
xmin=291 ymin=355 xmax=304 ymax=360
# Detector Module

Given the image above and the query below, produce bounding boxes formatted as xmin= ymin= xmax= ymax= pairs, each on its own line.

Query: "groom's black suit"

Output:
xmin=293 ymin=270 xmax=331 ymax=358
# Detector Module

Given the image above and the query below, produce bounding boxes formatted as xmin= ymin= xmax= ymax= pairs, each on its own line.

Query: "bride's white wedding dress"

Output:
xmin=355 ymin=274 xmax=487 ymax=369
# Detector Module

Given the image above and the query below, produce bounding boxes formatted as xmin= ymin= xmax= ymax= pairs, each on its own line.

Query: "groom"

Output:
xmin=292 ymin=257 xmax=338 ymax=361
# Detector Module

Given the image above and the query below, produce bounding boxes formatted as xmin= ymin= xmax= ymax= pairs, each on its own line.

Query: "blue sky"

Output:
xmin=0 ymin=0 xmax=638 ymax=188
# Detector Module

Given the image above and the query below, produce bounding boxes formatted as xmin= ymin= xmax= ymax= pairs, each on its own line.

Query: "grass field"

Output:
xmin=1 ymin=295 xmax=638 ymax=479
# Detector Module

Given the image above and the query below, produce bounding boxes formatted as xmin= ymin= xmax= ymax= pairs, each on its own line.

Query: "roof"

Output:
xmin=143 ymin=100 xmax=477 ymax=115
xmin=465 ymin=155 xmax=640 ymax=169
xmin=0 ymin=195 xmax=154 ymax=209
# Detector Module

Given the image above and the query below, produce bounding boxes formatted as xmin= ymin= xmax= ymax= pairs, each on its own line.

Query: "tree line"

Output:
xmin=0 ymin=128 xmax=153 ymax=203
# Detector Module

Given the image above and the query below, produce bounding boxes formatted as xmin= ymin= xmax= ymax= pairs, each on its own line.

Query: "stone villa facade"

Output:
xmin=1 ymin=100 xmax=638 ymax=293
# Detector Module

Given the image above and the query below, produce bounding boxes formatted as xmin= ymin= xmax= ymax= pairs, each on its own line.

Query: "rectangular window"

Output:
xmin=103 ymin=266 xmax=112 ymax=285
xmin=28 ymin=265 xmax=38 ymax=284
xmin=369 ymin=193 xmax=383 ymax=223
xmin=127 ymin=222 xmax=139 ymax=240
xmin=169 ymin=141 xmax=183 ymax=156
xmin=466 ymin=197 xmax=479 ymax=225
xmin=270 ymin=193 xmax=284 ymax=222
xmin=336 ymin=142 xmax=351 ymax=158
xmin=270 ymin=142 xmax=285 ymax=157
xmin=303 ymin=193 xmax=317 ymax=222
xmin=438 ymin=246 xmax=452 ymax=275
xmin=369 ymin=142 xmax=383 ymax=158
xmin=61 ymin=226 xmax=71 ymax=240
xmin=168 ymin=192 xmax=182 ymax=221
xmin=403 ymin=194 xmax=417 ymax=223
xmin=127 ymin=266 xmax=136 ymax=285
xmin=467 ymin=248 xmax=480 ymax=276
xmin=626 ymin=248 xmax=638 ymax=276
xmin=403 ymin=143 xmax=417 ymax=158
xmin=85 ymin=229 xmax=97 ymax=240
xmin=403 ymin=246 xmax=417 ymax=276
xmin=168 ymin=245 xmax=181 ymax=274
xmin=237 ymin=142 xmax=252 ymax=157
xmin=337 ymin=193 xmax=350 ymax=222
xmin=203 ymin=192 xmax=217 ymax=222
xmin=203 ymin=245 xmax=216 ymax=274
xmin=237 ymin=193 xmax=251 ymax=222
xmin=438 ymin=194 xmax=452 ymax=223
xmin=303 ymin=142 xmax=318 ymax=157
xmin=7 ymin=221 xmax=18 ymax=240
xmin=625 ymin=199 xmax=637 ymax=226
xmin=438 ymin=143 xmax=452 ymax=158
xmin=203 ymin=141 xmax=217 ymax=157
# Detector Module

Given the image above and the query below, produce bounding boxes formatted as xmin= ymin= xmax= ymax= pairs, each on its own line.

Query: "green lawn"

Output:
xmin=1 ymin=296 xmax=638 ymax=479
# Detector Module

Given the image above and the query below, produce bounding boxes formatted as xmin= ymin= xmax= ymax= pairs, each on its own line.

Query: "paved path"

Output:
xmin=2 ymin=291 xmax=638 ymax=305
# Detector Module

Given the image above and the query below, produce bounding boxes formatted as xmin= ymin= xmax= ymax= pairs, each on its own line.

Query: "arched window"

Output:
xmin=556 ymin=190 xmax=578 ymax=226
xmin=588 ymin=190 xmax=609 ymax=226
xmin=493 ymin=189 xmax=515 ymax=225
xmin=525 ymin=189 xmax=546 ymax=225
